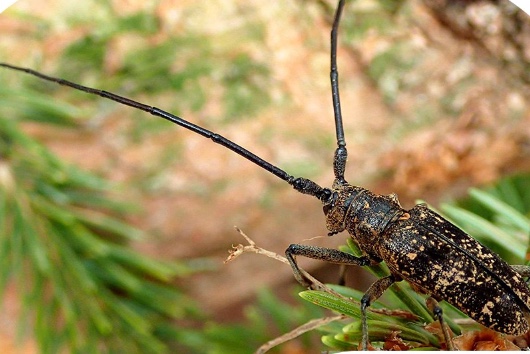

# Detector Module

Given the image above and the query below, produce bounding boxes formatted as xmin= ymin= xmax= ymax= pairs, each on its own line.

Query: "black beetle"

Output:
xmin=2 ymin=0 xmax=530 ymax=350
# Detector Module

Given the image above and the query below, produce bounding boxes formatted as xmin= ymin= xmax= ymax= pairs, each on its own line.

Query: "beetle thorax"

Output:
xmin=322 ymin=181 xmax=404 ymax=247
xmin=322 ymin=182 xmax=367 ymax=235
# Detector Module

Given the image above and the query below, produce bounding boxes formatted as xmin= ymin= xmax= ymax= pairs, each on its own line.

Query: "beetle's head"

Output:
xmin=321 ymin=180 xmax=362 ymax=236
xmin=290 ymin=176 xmax=362 ymax=236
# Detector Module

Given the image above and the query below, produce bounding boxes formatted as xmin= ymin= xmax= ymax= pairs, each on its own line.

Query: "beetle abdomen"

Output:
xmin=378 ymin=204 xmax=530 ymax=335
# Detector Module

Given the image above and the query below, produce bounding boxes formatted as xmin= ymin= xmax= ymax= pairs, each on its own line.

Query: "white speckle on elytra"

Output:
xmin=481 ymin=301 xmax=494 ymax=316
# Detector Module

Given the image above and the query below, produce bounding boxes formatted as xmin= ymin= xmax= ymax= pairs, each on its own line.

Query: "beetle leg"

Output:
xmin=426 ymin=297 xmax=454 ymax=350
xmin=285 ymin=244 xmax=371 ymax=288
xmin=338 ymin=264 xmax=347 ymax=286
xmin=360 ymin=275 xmax=396 ymax=350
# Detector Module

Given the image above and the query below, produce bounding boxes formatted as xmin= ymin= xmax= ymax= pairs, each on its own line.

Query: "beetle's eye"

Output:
xmin=322 ymin=191 xmax=336 ymax=215
xmin=320 ymin=188 xmax=332 ymax=203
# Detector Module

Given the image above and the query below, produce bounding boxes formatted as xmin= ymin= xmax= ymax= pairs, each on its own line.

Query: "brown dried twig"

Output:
xmin=255 ymin=315 xmax=346 ymax=354
xmin=225 ymin=227 xmax=339 ymax=294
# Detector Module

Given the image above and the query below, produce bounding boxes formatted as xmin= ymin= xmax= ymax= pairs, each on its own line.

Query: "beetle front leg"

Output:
xmin=285 ymin=244 xmax=371 ymax=289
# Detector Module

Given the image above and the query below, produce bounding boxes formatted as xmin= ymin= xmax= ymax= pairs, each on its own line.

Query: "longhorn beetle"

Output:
xmin=2 ymin=0 xmax=530 ymax=350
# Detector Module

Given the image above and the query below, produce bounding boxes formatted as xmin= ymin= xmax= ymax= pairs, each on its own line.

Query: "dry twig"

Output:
xmin=225 ymin=226 xmax=336 ymax=294
xmin=255 ymin=315 xmax=346 ymax=354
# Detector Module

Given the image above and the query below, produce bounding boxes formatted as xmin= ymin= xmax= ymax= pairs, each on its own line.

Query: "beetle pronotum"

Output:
xmin=2 ymin=0 xmax=530 ymax=351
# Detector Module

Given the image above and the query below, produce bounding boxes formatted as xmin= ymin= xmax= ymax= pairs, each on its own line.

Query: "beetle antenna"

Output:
xmin=330 ymin=0 xmax=348 ymax=182
xmin=0 ymin=62 xmax=328 ymax=200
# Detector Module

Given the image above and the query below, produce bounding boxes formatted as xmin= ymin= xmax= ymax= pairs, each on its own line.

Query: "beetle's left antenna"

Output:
xmin=330 ymin=0 xmax=348 ymax=182
xmin=0 ymin=62 xmax=328 ymax=200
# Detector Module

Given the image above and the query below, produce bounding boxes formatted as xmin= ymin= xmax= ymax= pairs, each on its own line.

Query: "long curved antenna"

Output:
xmin=330 ymin=0 xmax=348 ymax=182
xmin=0 ymin=62 xmax=327 ymax=199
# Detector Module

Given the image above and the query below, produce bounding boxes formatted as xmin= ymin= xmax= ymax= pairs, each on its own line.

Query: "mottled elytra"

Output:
xmin=2 ymin=0 xmax=530 ymax=350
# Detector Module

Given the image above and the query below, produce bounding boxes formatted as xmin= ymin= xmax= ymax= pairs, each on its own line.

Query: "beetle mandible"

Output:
xmin=2 ymin=0 xmax=530 ymax=350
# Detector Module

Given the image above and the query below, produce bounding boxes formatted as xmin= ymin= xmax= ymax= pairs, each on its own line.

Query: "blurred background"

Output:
xmin=1 ymin=0 xmax=530 ymax=352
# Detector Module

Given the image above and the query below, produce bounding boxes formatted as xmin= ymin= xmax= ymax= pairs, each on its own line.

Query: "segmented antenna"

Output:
xmin=330 ymin=0 xmax=348 ymax=182
xmin=0 ymin=62 xmax=328 ymax=199
xmin=0 ymin=63 xmax=291 ymax=177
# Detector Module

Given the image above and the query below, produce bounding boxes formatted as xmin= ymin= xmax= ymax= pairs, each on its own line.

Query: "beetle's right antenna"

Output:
xmin=330 ymin=0 xmax=348 ymax=183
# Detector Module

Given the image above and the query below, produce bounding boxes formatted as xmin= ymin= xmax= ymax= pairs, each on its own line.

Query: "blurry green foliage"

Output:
xmin=0 ymin=113 xmax=203 ymax=353
xmin=182 ymin=288 xmax=325 ymax=354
